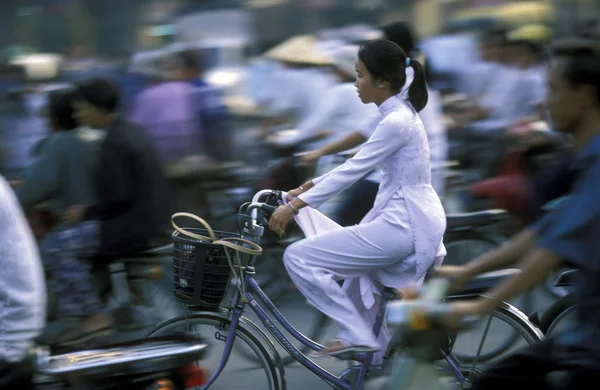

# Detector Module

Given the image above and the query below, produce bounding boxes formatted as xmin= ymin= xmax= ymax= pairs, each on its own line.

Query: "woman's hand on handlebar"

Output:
xmin=268 ymin=205 xmax=296 ymax=237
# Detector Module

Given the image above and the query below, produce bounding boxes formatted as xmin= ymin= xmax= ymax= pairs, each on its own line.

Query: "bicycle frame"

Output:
xmin=200 ymin=190 xmax=467 ymax=389
xmin=203 ymin=271 xmax=387 ymax=389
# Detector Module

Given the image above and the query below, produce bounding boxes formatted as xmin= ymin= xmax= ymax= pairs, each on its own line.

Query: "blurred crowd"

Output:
xmin=0 ymin=14 xmax=598 ymax=230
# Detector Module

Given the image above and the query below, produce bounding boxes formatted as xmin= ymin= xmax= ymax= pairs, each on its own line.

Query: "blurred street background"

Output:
xmin=3 ymin=0 xmax=596 ymax=388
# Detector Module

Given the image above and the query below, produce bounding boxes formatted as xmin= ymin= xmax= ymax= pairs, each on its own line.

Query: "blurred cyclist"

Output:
xmin=0 ymin=175 xmax=45 ymax=389
xmin=64 ymin=78 xmax=169 ymax=259
xmin=440 ymin=38 xmax=600 ymax=390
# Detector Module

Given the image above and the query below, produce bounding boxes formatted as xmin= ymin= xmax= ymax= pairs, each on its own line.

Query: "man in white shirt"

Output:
xmin=0 ymin=175 xmax=46 ymax=389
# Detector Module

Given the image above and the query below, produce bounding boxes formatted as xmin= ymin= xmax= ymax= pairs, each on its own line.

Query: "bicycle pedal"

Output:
xmin=335 ymin=351 xmax=369 ymax=362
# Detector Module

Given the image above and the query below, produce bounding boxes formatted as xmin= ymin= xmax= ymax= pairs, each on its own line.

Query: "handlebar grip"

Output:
xmin=260 ymin=204 xmax=277 ymax=214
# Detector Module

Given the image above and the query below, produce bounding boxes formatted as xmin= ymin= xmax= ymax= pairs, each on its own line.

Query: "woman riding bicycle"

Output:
xmin=268 ymin=39 xmax=446 ymax=358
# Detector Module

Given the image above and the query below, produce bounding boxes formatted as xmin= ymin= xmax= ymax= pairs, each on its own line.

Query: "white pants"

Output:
xmin=283 ymin=216 xmax=414 ymax=357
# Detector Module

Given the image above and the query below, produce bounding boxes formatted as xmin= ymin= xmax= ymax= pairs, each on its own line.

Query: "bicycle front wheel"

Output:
xmin=147 ymin=312 xmax=283 ymax=390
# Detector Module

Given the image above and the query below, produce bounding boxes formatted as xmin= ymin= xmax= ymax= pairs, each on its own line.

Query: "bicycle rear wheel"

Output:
xmin=147 ymin=312 xmax=283 ymax=390
xmin=445 ymin=297 xmax=543 ymax=365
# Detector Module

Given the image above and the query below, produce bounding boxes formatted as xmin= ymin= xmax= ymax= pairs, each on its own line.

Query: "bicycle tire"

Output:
xmin=234 ymin=304 xmax=330 ymax=367
xmin=442 ymin=230 xmax=534 ymax=363
xmin=146 ymin=312 xmax=283 ymax=390
xmin=539 ymin=293 xmax=576 ymax=336
xmin=444 ymin=297 xmax=544 ymax=364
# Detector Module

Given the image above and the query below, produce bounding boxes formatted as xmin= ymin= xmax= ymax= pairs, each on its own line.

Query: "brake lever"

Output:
xmin=260 ymin=204 xmax=277 ymax=214
xmin=258 ymin=204 xmax=278 ymax=227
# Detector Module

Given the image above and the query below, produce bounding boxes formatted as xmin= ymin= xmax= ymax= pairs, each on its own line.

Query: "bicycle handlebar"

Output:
xmin=245 ymin=189 xmax=282 ymax=230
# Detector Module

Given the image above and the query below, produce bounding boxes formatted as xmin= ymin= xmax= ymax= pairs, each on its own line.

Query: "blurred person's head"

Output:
xmin=356 ymin=39 xmax=428 ymax=111
xmin=46 ymin=88 xmax=78 ymax=132
xmin=329 ymin=45 xmax=360 ymax=82
xmin=175 ymin=50 xmax=203 ymax=79
xmin=507 ymin=25 xmax=551 ymax=68
xmin=479 ymin=29 xmax=508 ymax=63
xmin=73 ymin=78 xmax=120 ymax=128
xmin=265 ymin=35 xmax=332 ymax=70
xmin=546 ymin=38 xmax=600 ymax=135
xmin=157 ymin=54 xmax=186 ymax=81
xmin=381 ymin=22 xmax=416 ymax=55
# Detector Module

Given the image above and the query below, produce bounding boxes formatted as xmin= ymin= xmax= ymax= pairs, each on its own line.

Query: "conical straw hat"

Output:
xmin=264 ymin=35 xmax=333 ymax=66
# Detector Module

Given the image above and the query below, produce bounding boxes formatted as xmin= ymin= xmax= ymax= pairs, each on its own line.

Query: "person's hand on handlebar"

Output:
xmin=268 ymin=205 xmax=296 ymax=237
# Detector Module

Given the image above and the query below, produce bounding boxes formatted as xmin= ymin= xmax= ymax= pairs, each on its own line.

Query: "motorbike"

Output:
xmin=33 ymin=333 xmax=209 ymax=389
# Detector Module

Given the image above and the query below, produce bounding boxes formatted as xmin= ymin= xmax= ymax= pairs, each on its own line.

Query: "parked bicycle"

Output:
xmin=147 ymin=189 xmax=544 ymax=389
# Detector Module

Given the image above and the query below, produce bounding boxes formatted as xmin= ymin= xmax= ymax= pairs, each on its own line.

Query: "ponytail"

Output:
xmin=406 ymin=58 xmax=428 ymax=112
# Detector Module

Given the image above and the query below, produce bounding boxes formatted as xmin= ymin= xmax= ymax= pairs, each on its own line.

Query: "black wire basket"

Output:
xmin=172 ymin=228 xmax=241 ymax=311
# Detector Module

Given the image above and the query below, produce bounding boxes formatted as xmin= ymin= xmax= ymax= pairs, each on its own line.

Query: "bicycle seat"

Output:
xmin=448 ymin=268 xmax=521 ymax=297
xmin=446 ymin=209 xmax=508 ymax=230
xmin=555 ymin=269 xmax=577 ymax=287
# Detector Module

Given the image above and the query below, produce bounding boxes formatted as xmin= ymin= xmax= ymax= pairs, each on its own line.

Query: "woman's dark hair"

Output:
xmin=358 ymin=39 xmax=428 ymax=112
xmin=551 ymin=38 xmax=600 ymax=103
xmin=74 ymin=78 xmax=120 ymax=113
xmin=48 ymin=88 xmax=78 ymax=130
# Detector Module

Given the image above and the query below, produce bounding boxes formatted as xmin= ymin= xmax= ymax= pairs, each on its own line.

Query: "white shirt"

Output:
xmin=267 ymin=68 xmax=335 ymax=124
xmin=299 ymin=94 xmax=446 ymax=305
xmin=475 ymin=65 xmax=540 ymax=131
xmin=273 ymin=82 xmax=380 ymax=151
xmin=0 ymin=176 xmax=46 ymax=362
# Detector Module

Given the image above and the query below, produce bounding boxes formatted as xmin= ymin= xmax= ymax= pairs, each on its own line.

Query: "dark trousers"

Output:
xmin=473 ymin=338 xmax=600 ymax=390
xmin=0 ymin=358 xmax=34 ymax=390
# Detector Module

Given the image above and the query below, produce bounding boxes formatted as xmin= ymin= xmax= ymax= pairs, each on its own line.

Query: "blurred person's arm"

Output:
xmin=453 ymin=228 xmax=539 ymax=280
xmin=16 ymin=138 xmax=63 ymax=213
xmin=301 ymin=131 xmax=367 ymax=163
xmin=269 ymin=87 xmax=344 ymax=148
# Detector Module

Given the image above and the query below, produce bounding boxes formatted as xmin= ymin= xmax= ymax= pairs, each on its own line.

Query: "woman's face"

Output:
xmin=354 ymin=58 xmax=379 ymax=104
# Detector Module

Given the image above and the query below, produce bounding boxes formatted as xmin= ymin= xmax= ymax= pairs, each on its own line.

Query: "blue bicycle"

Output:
xmin=147 ymin=189 xmax=543 ymax=389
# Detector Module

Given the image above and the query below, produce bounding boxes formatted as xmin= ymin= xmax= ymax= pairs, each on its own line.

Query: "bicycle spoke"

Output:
xmin=468 ymin=313 xmax=493 ymax=381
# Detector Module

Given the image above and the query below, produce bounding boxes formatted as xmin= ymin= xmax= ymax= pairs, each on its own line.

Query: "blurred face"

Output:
xmin=480 ymin=40 xmax=505 ymax=63
xmin=546 ymin=59 xmax=590 ymax=134
xmin=354 ymin=58 xmax=379 ymax=104
xmin=73 ymin=99 xmax=106 ymax=129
